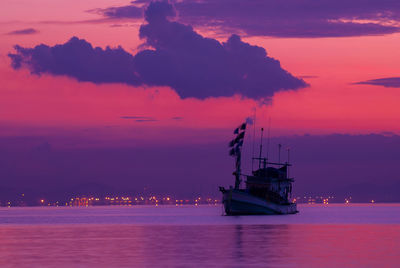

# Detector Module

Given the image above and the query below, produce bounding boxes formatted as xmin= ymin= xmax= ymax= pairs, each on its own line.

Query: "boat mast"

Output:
xmin=266 ymin=117 xmax=271 ymax=160
xmin=278 ymin=143 xmax=282 ymax=163
xmin=251 ymin=108 xmax=256 ymax=172
xmin=258 ymin=128 xmax=264 ymax=169
xmin=229 ymin=122 xmax=247 ymax=189
xmin=287 ymin=147 xmax=290 ymax=178
xmin=235 ymin=147 xmax=242 ymax=189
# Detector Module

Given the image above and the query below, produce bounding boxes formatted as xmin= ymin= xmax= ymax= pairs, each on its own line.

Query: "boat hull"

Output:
xmin=220 ymin=188 xmax=298 ymax=215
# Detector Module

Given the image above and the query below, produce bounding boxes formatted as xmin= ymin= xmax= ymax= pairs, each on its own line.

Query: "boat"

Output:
xmin=219 ymin=122 xmax=298 ymax=215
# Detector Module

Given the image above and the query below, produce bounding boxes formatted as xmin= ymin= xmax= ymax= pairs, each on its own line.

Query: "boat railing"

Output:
xmin=252 ymin=157 xmax=291 ymax=167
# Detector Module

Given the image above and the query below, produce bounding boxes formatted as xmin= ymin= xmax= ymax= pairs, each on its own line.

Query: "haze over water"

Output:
xmin=1 ymin=204 xmax=399 ymax=267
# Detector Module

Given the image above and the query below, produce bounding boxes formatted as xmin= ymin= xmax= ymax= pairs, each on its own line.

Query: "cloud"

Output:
xmin=171 ymin=116 xmax=183 ymax=120
xmin=135 ymin=119 xmax=158 ymax=122
xmin=8 ymin=1 xmax=306 ymax=99
xmin=89 ymin=5 xmax=143 ymax=19
xmin=120 ymin=116 xmax=154 ymax=119
xmin=353 ymin=77 xmax=400 ymax=88
xmin=6 ymin=28 xmax=39 ymax=35
xmin=9 ymin=37 xmax=138 ymax=84
xmin=121 ymin=116 xmax=158 ymax=122
xmin=135 ymin=1 xmax=306 ymax=99
xmin=95 ymin=0 xmax=400 ymax=38
xmin=300 ymin=75 xmax=318 ymax=79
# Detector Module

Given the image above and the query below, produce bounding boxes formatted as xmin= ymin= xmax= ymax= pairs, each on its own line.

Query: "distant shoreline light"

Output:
xmin=0 ymin=194 xmax=380 ymax=207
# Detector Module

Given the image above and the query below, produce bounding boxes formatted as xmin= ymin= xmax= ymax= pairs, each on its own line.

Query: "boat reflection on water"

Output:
xmin=0 ymin=222 xmax=398 ymax=267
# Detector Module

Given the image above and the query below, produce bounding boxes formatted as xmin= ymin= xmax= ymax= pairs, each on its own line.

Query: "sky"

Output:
xmin=1 ymin=0 xmax=400 ymax=201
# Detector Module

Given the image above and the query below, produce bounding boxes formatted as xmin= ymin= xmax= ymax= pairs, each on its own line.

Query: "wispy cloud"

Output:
xmin=121 ymin=116 xmax=154 ymax=119
xmin=120 ymin=116 xmax=158 ymax=122
xmin=88 ymin=5 xmax=143 ymax=20
xmin=6 ymin=28 xmax=39 ymax=35
xmin=135 ymin=119 xmax=158 ymax=122
xmin=171 ymin=117 xmax=183 ymax=120
xmin=353 ymin=77 xmax=400 ymax=88
xmin=299 ymin=75 xmax=319 ymax=79
xmin=94 ymin=0 xmax=400 ymax=38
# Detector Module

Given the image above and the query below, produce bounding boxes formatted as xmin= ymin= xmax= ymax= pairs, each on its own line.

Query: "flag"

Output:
xmin=229 ymin=122 xmax=246 ymax=156
xmin=237 ymin=131 xmax=245 ymax=140
xmin=235 ymin=145 xmax=241 ymax=154
xmin=237 ymin=140 xmax=243 ymax=147
xmin=228 ymin=139 xmax=235 ymax=147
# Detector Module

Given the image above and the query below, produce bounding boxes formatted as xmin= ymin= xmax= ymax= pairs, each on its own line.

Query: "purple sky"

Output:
xmin=1 ymin=133 xmax=399 ymax=202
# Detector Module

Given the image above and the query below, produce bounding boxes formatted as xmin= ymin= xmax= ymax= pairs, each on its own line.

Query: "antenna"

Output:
xmin=287 ymin=147 xmax=290 ymax=178
xmin=259 ymin=128 xmax=264 ymax=169
xmin=251 ymin=108 xmax=256 ymax=172
xmin=278 ymin=144 xmax=282 ymax=163
xmin=266 ymin=117 xmax=271 ymax=159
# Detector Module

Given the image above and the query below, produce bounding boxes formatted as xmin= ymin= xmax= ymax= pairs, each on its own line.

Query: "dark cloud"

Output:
xmin=171 ymin=117 xmax=183 ymax=120
xmin=143 ymin=0 xmax=175 ymax=23
xmin=354 ymin=77 xmax=400 ymax=88
xmin=300 ymin=75 xmax=319 ymax=79
xmin=96 ymin=0 xmax=400 ymax=38
xmin=89 ymin=5 xmax=143 ymax=19
xmin=120 ymin=116 xmax=158 ymax=122
xmin=176 ymin=0 xmax=400 ymax=38
xmin=8 ymin=37 xmax=138 ymax=84
xmin=135 ymin=119 xmax=158 ymax=122
xmin=121 ymin=116 xmax=154 ymax=119
xmin=109 ymin=24 xmax=135 ymax=28
xmin=121 ymin=116 xmax=158 ymax=122
xmin=8 ymin=1 xmax=306 ymax=99
xmin=135 ymin=1 xmax=306 ymax=98
xmin=6 ymin=28 xmax=39 ymax=35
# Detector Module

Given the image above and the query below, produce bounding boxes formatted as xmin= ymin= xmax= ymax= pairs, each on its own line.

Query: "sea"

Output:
xmin=0 ymin=204 xmax=399 ymax=268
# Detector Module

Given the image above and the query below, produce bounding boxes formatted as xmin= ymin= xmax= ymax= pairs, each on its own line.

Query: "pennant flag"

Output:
xmin=228 ymin=139 xmax=235 ymax=147
xmin=229 ymin=122 xmax=247 ymax=156
xmin=237 ymin=131 xmax=245 ymax=140
xmin=235 ymin=145 xmax=241 ymax=154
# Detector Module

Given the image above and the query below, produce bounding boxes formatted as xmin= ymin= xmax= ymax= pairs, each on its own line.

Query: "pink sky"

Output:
xmin=1 ymin=0 xmax=400 ymax=147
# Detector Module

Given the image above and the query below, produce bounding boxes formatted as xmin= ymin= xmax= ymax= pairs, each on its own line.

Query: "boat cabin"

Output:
xmin=245 ymin=160 xmax=293 ymax=205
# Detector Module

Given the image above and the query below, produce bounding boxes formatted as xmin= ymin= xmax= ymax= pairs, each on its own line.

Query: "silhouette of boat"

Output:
xmin=219 ymin=122 xmax=298 ymax=215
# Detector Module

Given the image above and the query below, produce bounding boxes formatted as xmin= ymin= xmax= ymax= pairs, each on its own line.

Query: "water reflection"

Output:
xmin=230 ymin=224 xmax=294 ymax=266
xmin=1 ymin=224 xmax=398 ymax=267
xmin=234 ymin=225 xmax=244 ymax=262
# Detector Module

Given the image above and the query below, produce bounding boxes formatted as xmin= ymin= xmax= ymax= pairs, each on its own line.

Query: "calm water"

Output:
xmin=0 ymin=204 xmax=399 ymax=267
